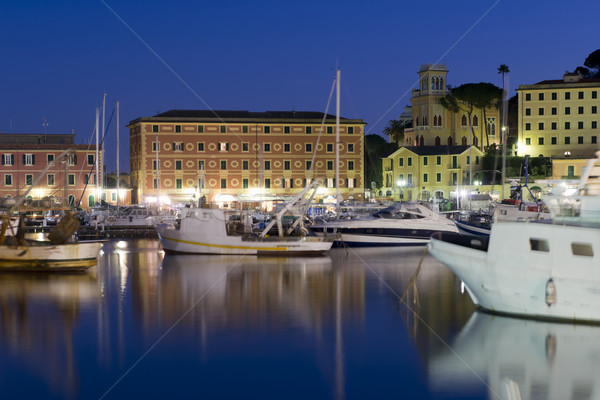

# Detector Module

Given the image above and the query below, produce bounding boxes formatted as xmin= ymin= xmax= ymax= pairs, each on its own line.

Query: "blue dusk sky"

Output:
xmin=0 ymin=0 xmax=598 ymax=172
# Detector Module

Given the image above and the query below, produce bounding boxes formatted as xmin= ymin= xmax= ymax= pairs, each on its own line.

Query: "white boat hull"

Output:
xmin=0 ymin=241 xmax=102 ymax=271
xmin=428 ymin=221 xmax=600 ymax=322
xmin=157 ymin=224 xmax=332 ymax=256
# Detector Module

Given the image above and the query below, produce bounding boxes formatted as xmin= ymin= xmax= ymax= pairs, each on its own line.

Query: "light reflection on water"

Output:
xmin=0 ymin=240 xmax=590 ymax=399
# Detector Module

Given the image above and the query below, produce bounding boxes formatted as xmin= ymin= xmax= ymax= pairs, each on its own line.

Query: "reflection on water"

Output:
xmin=429 ymin=311 xmax=600 ymax=400
xmin=1 ymin=239 xmax=590 ymax=399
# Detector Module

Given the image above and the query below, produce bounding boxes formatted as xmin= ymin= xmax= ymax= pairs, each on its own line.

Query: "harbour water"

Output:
xmin=0 ymin=240 xmax=596 ymax=399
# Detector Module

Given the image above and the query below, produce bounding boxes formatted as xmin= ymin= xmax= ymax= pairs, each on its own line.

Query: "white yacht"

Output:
xmin=310 ymin=202 xmax=458 ymax=247
xmin=428 ymin=154 xmax=600 ymax=322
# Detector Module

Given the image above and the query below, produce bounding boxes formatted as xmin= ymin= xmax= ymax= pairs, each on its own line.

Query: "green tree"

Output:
xmin=382 ymin=119 xmax=410 ymax=145
xmin=584 ymin=49 xmax=600 ymax=77
xmin=364 ymin=134 xmax=398 ymax=191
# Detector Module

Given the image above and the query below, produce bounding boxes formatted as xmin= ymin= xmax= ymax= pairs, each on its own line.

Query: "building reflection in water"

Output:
xmin=428 ymin=311 xmax=600 ymax=400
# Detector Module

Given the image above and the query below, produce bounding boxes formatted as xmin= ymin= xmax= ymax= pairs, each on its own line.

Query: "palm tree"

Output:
xmin=382 ymin=119 xmax=410 ymax=145
xmin=497 ymin=64 xmax=509 ymax=96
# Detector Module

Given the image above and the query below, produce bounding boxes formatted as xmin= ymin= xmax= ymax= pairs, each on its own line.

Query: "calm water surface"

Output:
xmin=0 ymin=240 xmax=596 ymax=399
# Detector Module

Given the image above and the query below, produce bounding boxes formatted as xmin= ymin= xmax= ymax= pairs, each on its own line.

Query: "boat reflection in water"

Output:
xmin=429 ymin=311 xmax=600 ymax=400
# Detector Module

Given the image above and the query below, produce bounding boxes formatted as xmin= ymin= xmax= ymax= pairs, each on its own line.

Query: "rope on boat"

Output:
xmin=400 ymin=246 xmax=428 ymax=308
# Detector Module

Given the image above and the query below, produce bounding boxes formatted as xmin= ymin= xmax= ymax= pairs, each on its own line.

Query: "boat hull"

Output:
xmin=0 ymin=241 xmax=102 ymax=272
xmin=428 ymin=222 xmax=600 ymax=322
xmin=157 ymin=225 xmax=332 ymax=256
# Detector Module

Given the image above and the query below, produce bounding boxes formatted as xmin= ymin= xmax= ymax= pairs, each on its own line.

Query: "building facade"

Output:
xmin=127 ymin=110 xmax=366 ymax=205
xmin=517 ymin=71 xmax=600 ymax=158
xmin=382 ymin=145 xmax=485 ymax=202
xmin=0 ymin=133 xmax=102 ymax=209
xmin=404 ymin=64 xmax=500 ymax=149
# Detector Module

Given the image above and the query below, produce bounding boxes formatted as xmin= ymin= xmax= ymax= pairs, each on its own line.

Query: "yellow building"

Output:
xmin=404 ymin=64 xmax=500 ymax=149
xmin=517 ymin=71 xmax=600 ymax=158
xmin=128 ymin=110 xmax=366 ymax=205
xmin=382 ymin=145 xmax=485 ymax=202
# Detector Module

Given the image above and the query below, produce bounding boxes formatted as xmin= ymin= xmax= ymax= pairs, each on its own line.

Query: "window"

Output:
xmin=327 ymin=126 xmax=333 ymax=134
xmin=399 ymin=158 xmax=404 ymax=167
xmin=198 ymin=179 xmax=204 ymax=189
xmin=306 ymin=161 xmax=312 ymax=170
xmin=264 ymin=161 xmax=270 ymax=170
xmin=539 ymin=122 xmax=544 ymax=130
xmin=111 ymin=193 xmax=117 ymax=202
xmin=176 ymin=160 xmax=182 ymax=170
xmin=525 ymin=108 xmax=531 ymax=116
xmin=219 ymin=142 xmax=229 ymax=152
xmin=593 ymin=106 xmax=598 ymax=114
xmin=284 ymin=160 xmax=290 ymax=170
xmin=347 ymin=178 xmax=355 ymax=188
xmin=47 ymin=154 xmax=54 ymax=163
xmin=551 ymin=137 xmax=557 ymax=145
xmin=565 ymin=136 xmax=571 ymax=144
xmin=150 ymin=160 xmax=157 ymax=170
xmin=26 ymin=174 xmax=33 ymax=185
xmin=242 ymin=160 xmax=249 ymax=170
xmin=173 ymin=142 xmax=183 ymax=151
xmin=2 ymin=154 xmax=14 ymax=165
xmin=423 ymin=156 xmax=428 ymax=166
xmin=243 ymin=179 xmax=249 ymax=189
xmin=525 ymin=123 xmax=531 ymax=131
xmin=538 ymin=137 xmax=544 ymax=145
xmin=87 ymin=154 xmax=94 ymax=165
xmin=436 ymin=156 xmax=442 ymax=165
xmin=407 ymin=174 xmax=413 ymax=185
xmin=466 ymin=155 xmax=471 ymax=164
xmin=577 ymin=121 xmax=585 ymax=130
xmin=592 ymin=135 xmax=597 ymax=144
xmin=348 ymin=127 xmax=354 ymax=134
xmin=551 ymin=92 xmax=557 ymax=100
xmin=348 ymin=143 xmax=354 ymax=152
xmin=565 ymin=92 xmax=571 ymax=100
xmin=242 ymin=142 xmax=249 ymax=152
xmin=284 ymin=126 xmax=290 ymax=134
xmin=327 ymin=161 xmax=333 ymax=170
xmin=152 ymin=125 xmax=158 ymax=133
xmin=452 ymin=172 xmax=457 ymax=185
xmin=407 ymin=157 xmax=412 ymax=167
xmin=348 ymin=161 xmax=354 ymax=170
xmin=538 ymin=108 xmax=544 ymax=116
xmin=220 ymin=160 xmax=227 ymax=170
xmin=305 ymin=143 xmax=312 ymax=152
xmin=175 ymin=125 xmax=181 ymax=133
xmin=242 ymin=126 xmax=248 ymax=133
xmin=198 ymin=160 xmax=205 ymax=170
xmin=579 ymin=91 xmax=584 ymax=99
xmin=436 ymin=172 xmax=442 ymax=182
xmin=197 ymin=125 xmax=204 ymax=133
xmin=4 ymin=174 xmax=12 ymax=186
xmin=176 ymin=179 xmax=182 ymax=189
xmin=565 ymin=107 xmax=571 ymax=115
xmin=306 ymin=126 xmax=312 ymax=134
xmin=538 ymin=93 xmax=544 ymax=101
xmin=530 ymin=238 xmax=549 ymax=252
xmin=525 ymin=93 xmax=531 ymax=101
xmin=593 ymin=122 xmax=598 ymax=129
xmin=68 ymin=174 xmax=75 ymax=185
xmin=220 ymin=125 xmax=226 ymax=133
xmin=579 ymin=106 xmax=584 ymax=114
xmin=525 ymin=138 xmax=531 ymax=145
xmin=265 ymin=179 xmax=271 ymax=189
xmin=284 ymin=143 xmax=290 ymax=152
xmin=327 ymin=143 xmax=333 ymax=152
xmin=572 ymin=242 xmax=593 ymax=257
xmin=423 ymin=173 xmax=428 ymax=183
xmin=551 ymin=107 xmax=557 ymax=115
xmin=578 ymin=136 xmax=584 ymax=144
xmin=552 ymin=122 xmax=557 ymax=130
xmin=565 ymin=122 xmax=571 ymax=130
xmin=327 ymin=178 xmax=335 ymax=188
xmin=264 ymin=126 xmax=270 ymax=134
xmin=221 ymin=179 xmax=227 ymax=189
xmin=476 ymin=156 xmax=480 ymax=165
xmin=153 ymin=179 xmax=158 ymax=189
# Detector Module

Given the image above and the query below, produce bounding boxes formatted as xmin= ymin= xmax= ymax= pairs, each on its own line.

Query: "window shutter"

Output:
xmin=173 ymin=143 xmax=176 ymax=151
xmin=32 ymin=154 xmax=35 ymax=165
xmin=11 ymin=155 xmax=14 ymax=165
xmin=23 ymin=155 xmax=26 ymax=165
xmin=1 ymin=155 xmax=4 ymax=165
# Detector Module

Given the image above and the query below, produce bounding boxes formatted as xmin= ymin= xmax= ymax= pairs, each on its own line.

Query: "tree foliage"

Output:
xmin=382 ymin=119 xmax=411 ymax=145
xmin=364 ymin=134 xmax=398 ymax=190
xmin=584 ymin=49 xmax=600 ymax=76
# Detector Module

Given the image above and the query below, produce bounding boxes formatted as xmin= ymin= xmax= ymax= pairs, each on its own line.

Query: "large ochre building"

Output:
xmin=517 ymin=71 xmax=600 ymax=158
xmin=128 ymin=110 xmax=366 ymax=206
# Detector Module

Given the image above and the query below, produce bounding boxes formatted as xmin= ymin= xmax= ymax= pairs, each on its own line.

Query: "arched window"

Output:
xmin=433 ymin=115 xmax=438 ymax=126
xmin=419 ymin=136 xmax=424 ymax=146
xmin=447 ymin=136 xmax=453 ymax=146
xmin=435 ymin=77 xmax=440 ymax=90
xmin=440 ymin=78 xmax=444 ymax=90
xmin=438 ymin=115 xmax=442 ymax=126
xmin=473 ymin=136 xmax=479 ymax=146
xmin=424 ymin=116 xmax=428 ymax=126
xmin=473 ymin=115 xmax=479 ymax=126
xmin=461 ymin=115 xmax=467 ymax=127
xmin=435 ymin=136 xmax=441 ymax=146
xmin=462 ymin=136 xmax=467 ymax=145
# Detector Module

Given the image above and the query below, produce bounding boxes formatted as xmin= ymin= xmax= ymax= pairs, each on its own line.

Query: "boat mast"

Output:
xmin=95 ymin=107 xmax=100 ymax=204
xmin=116 ymin=101 xmax=120 ymax=208
xmin=101 ymin=93 xmax=106 ymax=197
xmin=501 ymin=76 xmax=510 ymax=201
xmin=335 ymin=68 xmax=341 ymax=216
xmin=156 ymin=132 xmax=160 ymax=208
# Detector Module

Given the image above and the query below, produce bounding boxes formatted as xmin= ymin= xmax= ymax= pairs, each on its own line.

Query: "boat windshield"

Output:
xmin=373 ymin=208 xmax=425 ymax=220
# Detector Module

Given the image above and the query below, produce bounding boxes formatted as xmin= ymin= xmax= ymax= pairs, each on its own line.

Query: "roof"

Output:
xmin=128 ymin=109 xmax=365 ymax=125
xmin=399 ymin=145 xmax=476 ymax=156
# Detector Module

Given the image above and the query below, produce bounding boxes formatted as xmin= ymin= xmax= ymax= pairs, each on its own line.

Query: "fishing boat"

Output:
xmin=156 ymin=182 xmax=334 ymax=256
xmin=453 ymin=203 xmax=550 ymax=236
xmin=427 ymin=153 xmax=600 ymax=322
xmin=309 ymin=202 xmax=458 ymax=247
